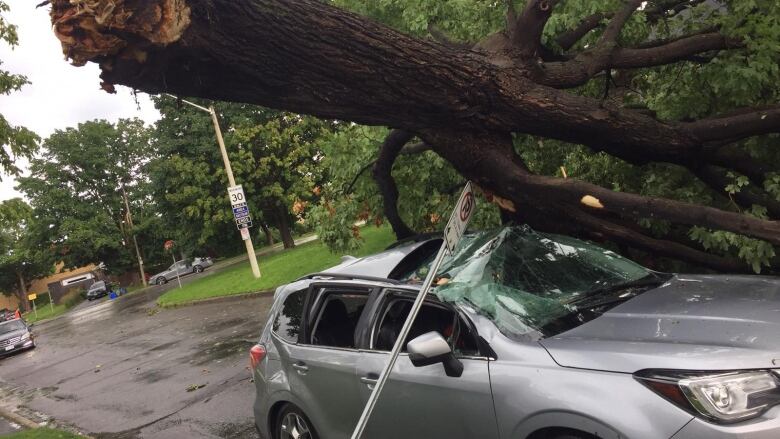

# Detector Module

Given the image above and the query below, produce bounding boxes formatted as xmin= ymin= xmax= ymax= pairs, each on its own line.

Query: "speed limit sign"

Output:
xmin=228 ymin=185 xmax=246 ymax=206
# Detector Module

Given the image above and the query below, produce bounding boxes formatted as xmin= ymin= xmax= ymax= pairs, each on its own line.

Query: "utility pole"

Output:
xmin=165 ymin=95 xmax=261 ymax=278
xmin=121 ymin=182 xmax=147 ymax=287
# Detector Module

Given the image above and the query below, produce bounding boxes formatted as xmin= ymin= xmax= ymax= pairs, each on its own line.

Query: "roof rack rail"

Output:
xmin=296 ymin=272 xmax=402 ymax=284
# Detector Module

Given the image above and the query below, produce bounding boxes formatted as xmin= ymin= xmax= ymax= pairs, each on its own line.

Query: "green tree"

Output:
xmin=150 ymin=98 xmax=328 ymax=254
xmin=48 ymin=0 xmax=780 ymax=272
xmin=17 ymin=119 xmax=155 ymax=276
xmin=0 ymin=198 xmax=53 ymax=311
xmin=0 ymin=1 xmax=38 ymax=178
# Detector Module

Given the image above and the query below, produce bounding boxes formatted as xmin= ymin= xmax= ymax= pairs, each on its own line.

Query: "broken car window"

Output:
xmin=431 ymin=226 xmax=652 ymax=339
xmin=373 ymin=298 xmax=479 ymax=356
xmin=310 ymin=292 xmax=368 ymax=349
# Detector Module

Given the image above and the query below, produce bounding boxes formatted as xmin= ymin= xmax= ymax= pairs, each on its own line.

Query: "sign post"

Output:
xmin=47 ymin=291 xmax=54 ymax=313
xmin=164 ymin=240 xmax=183 ymax=289
xmin=28 ymin=293 xmax=37 ymax=319
xmin=164 ymin=94 xmax=261 ymax=279
xmin=350 ymin=182 xmax=475 ymax=439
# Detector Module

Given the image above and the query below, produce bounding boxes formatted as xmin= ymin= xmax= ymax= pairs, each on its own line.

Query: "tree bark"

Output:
xmin=260 ymin=222 xmax=274 ymax=247
xmin=15 ymin=270 xmax=30 ymax=312
xmin=275 ymin=206 xmax=295 ymax=249
xmin=373 ymin=129 xmax=416 ymax=240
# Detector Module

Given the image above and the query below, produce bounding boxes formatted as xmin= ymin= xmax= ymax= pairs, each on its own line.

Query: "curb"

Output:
xmin=0 ymin=404 xmax=41 ymax=430
xmin=157 ymin=290 xmax=274 ymax=309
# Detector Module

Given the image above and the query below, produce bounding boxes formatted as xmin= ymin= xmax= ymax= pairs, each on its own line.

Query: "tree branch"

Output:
xmin=343 ymin=142 xmax=431 ymax=194
xmin=611 ymin=32 xmax=740 ymax=69
xmin=687 ymin=106 xmax=780 ymax=143
xmin=422 ymin=130 xmax=780 ymax=246
xmin=539 ymin=30 xmax=738 ymax=88
xmin=511 ymin=0 xmax=557 ymax=59
xmin=555 ymin=12 xmax=610 ymax=51
xmin=710 ymin=146 xmax=777 ymax=186
xmin=427 ymin=23 xmax=472 ymax=50
xmin=373 ymin=129 xmax=417 ymax=240
xmin=599 ymin=0 xmax=644 ymax=48
xmin=694 ymin=165 xmax=780 ymax=219
xmin=569 ymin=208 xmax=751 ymax=273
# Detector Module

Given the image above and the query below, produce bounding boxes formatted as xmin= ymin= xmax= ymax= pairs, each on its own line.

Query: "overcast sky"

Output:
xmin=0 ymin=0 xmax=160 ymax=201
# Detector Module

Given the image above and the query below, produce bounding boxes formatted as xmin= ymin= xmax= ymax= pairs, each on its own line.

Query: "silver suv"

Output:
xmin=251 ymin=226 xmax=780 ymax=439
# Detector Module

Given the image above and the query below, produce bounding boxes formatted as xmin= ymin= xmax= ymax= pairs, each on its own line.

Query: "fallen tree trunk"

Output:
xmin=47 ymin=0 xmax=780 ymax=271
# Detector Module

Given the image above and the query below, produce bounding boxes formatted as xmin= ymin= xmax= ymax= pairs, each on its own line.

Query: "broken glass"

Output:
xmin=427 ymin=226 xmax=653 ymax=339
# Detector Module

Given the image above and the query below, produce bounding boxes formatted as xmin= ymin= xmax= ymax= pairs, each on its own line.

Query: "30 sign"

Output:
xmin=228 ymin=185 xmax=246 ymax=206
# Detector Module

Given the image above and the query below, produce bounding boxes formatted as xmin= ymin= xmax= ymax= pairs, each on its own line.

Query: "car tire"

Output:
xmin=157 ymin=278 xmax=167 ymax=285
xmin=194 ymin=265 xmax=203 ymax=273
xmin=274 ymin=404 xmax=319 ymax=439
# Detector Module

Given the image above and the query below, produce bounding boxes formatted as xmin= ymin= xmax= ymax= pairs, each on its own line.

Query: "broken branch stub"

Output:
xmin=51 ymin=0 xmax=191 ymax=67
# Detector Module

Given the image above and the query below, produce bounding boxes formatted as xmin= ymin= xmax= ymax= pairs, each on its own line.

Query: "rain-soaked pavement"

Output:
xmin=0 ymin=279 xmax=274 ymax=438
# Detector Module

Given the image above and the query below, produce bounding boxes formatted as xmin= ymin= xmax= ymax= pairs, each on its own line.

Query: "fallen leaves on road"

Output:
xmin=186 ymin=383 xmax=207 ymax=392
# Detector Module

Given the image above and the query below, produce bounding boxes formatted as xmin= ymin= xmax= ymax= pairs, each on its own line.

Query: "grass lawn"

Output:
xmin=157 ymin=226 xmax=395 ymax=307
xmin=23 ymin=303 xmax=68 ymax=323
xmin=1 ymin=428 xmax=84 ymax=438
xmin=23 ymin=290 xmax=84 ymax=323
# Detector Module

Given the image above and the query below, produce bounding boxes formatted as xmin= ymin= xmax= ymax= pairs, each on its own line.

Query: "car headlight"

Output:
xmin=635 ymin=369 xmax=780 ymax=423
xmin=21 ymin=332 xmax=30 ymax=341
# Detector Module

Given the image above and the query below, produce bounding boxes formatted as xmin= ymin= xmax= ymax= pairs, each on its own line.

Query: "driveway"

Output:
xmin=0 ymin=276 xmax=274 ymax=438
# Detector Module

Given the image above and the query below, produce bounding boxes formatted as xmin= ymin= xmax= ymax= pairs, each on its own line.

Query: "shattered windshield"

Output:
xmin=415 ymin=226 xmax=651 ymax=339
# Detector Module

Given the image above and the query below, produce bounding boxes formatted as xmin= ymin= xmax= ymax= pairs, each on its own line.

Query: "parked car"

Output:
xmin=251 ymin=226 xmax=780 ymax=439
xmin=0 ymin=319 xmax=34 ymax=356
xmin=86 ymin=280 xmax=109 ymax=301
xmin=149 ymin=257 xmax=213 ymax=285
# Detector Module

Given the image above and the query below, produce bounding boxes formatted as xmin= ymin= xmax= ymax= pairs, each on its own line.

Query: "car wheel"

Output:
xmin=157 ymin=277 xmax=167 ymax=285
xmin=194 ymin=265 xmax=203 ymax=273
xmin=275 ymin=404 xmax=318 ymax=439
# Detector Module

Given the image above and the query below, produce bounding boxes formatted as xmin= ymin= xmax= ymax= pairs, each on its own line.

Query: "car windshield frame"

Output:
xmin=0 ymin=320 xmax=25 ymax=334
xmin=415 ymin=226 xmax=656 ymax=340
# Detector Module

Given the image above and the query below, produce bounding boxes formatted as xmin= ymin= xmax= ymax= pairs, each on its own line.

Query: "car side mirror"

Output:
xmin=407 ymin=331 xmax=463 ymax=378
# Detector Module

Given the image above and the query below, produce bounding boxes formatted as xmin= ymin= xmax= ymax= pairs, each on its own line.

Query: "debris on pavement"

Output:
xmin=186 ymin=383 xmax=207 ymax=392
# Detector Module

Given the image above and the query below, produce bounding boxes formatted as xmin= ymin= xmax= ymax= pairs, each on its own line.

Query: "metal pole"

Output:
xmin=209 ymin=107 xmax=261 ymax=279
xmin=350 ymin=242 xmax=449 ymax=439
xmin=172 ymin=254 xmax=183 ymax=289
xmin=32 ymin=299 xmax=37 ymax=320
xmin=48 ymin=291 xmax=54 ymax=313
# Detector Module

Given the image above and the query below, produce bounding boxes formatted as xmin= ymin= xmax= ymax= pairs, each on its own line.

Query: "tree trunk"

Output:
xmin=275 ymin=207 xmax=295 ymax=249
xmin=260 ymin=222 xmax=274 ymax=246
xmin=15 ymin=270 xmax=30 ymax=312
xmin=47 ymin=0 xmax=780 ymax=271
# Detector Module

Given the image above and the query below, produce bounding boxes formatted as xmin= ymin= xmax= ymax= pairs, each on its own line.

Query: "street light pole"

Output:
xmin=165 ymin=95 xmax=261 ymax=279
xmin=209 ymin=106 xmax=261 ymax=279
xmin=121 ymin=181 xmax=147 ymax=287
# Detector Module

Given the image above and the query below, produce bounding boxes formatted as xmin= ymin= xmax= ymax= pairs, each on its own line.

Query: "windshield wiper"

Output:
xmin=566 ymin=273 xmax=670 ymax=308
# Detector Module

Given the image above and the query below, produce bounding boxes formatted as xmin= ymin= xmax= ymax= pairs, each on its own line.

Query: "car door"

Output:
xmin=355 ymin=289 xmax=499 ymax=439
xmin=281 ymin=283 xmax=376 ymax=438
xmin=177 ymin=260 xmax=191 ymax=276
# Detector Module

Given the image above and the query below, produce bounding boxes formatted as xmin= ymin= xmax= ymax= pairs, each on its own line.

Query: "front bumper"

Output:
xmin=0 ymin=340 xmax=34 ymax=356
xmin=672 ymin=406 xmax=780 ymax=438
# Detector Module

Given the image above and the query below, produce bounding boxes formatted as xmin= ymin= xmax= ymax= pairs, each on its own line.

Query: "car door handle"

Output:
xmin=292 ymin=362 xmax=309 ymax=374
xmin=360 ymin=374 xmax=378 ymax=389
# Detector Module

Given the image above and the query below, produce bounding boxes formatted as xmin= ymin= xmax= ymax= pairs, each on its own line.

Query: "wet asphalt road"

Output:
xmin=0 ymin=276 xmax=274 ymax=438
xmin=0 ymin=417 xmax=21 ymax=435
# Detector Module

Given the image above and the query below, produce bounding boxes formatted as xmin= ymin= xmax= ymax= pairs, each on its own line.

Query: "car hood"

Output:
xmin=540 ymin=274 xmax=780 ymax=373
